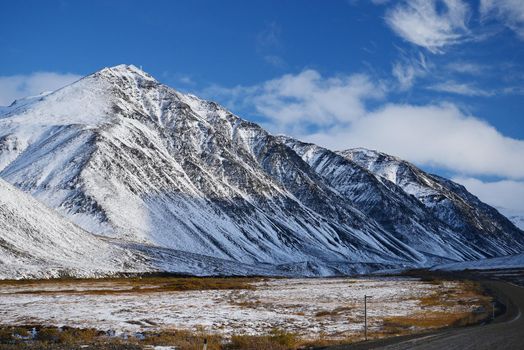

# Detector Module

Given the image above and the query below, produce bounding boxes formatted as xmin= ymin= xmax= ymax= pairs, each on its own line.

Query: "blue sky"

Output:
xmin=1 ymin=0 xmax=523 ymax=221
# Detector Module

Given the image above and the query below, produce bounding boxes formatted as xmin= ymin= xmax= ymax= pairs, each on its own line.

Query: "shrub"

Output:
xmin=227 ymin=329 xmax=299 ymax=350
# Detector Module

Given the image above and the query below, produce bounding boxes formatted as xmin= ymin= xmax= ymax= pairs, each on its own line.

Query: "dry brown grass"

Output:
xmin=420 ymin=280 xmax=492 ymax=311
xmin=0 ymin=325 xmax=220 ymax=350
xmin=233 ymin=300 xmax=262 ymax=309
xmin=226 ymin=329 xmax=300 ymax=350
xmin=0 ymin=327 xmax=29 ymax=343
xmin=383 ymin=310 xmax=471 ymax=330
xmin=380 ymin=278 xmax=492 ymax=337
xmin=1 ymin=276 xmax=259 ymax=296
xmin=143 ymin=329 xmax=223 ymax=350
xmin=0 ymin=326 xmax=113 ymax=349
xmin=300 ymin=334 xmax=363 ymax=348
xmin=314 ymin=306 xmax=353 ymax=318
xmin=0 ymin=325 xmax=305 ymax=350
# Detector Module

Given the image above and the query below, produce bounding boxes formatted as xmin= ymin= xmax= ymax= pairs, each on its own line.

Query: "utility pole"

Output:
xmin=364 ymin=295 xmax=373 ymax=341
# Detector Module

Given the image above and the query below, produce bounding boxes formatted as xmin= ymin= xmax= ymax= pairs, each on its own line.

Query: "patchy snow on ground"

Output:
xmin=0 ymin=277 xmax=477 ymax=339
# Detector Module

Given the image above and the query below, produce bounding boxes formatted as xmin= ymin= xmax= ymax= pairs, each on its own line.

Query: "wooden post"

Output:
xmin=364 ymin=295 xmax=372 ymax=341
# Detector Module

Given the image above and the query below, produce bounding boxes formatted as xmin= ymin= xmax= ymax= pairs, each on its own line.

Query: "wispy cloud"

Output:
xmin=480 ymin=0 xmax=524 ymax=40
xmin=257 ymin=22 xmax=281 ymax=49
xmin=178 ymin=75 xmax=195 ymax=85
xmin=445 ymin=61 xmax=487 ymax=75
xmin=385 ymin=0 xmax=471 ymax=53
xmin=256 ymin=22 xmax=286 ymax=68
xmin=502 ymin=86 xmax=524 ymax=95
xmin=0 ymin=72 xmax=81 ymax=106
xmin=427 ymin=80 xmax=494 ymax=96
xmin=263 ymin=55 xmax=286 ymax=68
xmin=392 ymin=62 xmax=418 ymax=90
xmin=392 ymin=51 xmax=430 ymax=90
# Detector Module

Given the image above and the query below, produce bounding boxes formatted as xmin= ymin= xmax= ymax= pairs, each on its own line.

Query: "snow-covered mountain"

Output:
xmin=0 ymin=64 xmax=522 ymax=277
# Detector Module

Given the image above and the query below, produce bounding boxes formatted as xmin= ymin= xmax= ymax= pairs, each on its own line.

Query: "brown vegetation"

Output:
xmin=380 ymin=278 xmax=492 ymax=337
xmin=0 ymin=326 xmax=305 ymax=350
xmin=314 ymin=306 xmax=353 ymax=318
xmin=225 ymin=329 xmax=300 ymax=350
xmin=0 ymin=276 xmax=260 ymax=296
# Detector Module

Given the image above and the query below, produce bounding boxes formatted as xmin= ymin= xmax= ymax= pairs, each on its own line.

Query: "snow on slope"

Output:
xmin=0 ymin=64 xmax=523 ymax=278
xmin=0 ymin=178 xmax=151 ymax=279
xmin=341 ymin=148 xmax=524 ymax=257
xmin=282 ymin=138 xmax=494 ymax=261
xmin=433 ymin=253 xmax=524 ymax=271
xmin=0 ymin=177 xmax=287 ymax=278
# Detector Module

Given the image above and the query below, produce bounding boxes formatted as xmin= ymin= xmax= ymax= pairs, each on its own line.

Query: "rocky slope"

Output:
xmin=283 ymin=139 xmax=502 ymax=261
xmin=341 ymin=148 xmax=522 ymax=257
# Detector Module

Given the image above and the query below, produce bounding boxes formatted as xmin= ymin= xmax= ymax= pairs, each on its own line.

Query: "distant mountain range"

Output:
xmin=0 ymin=64 xmax=522 ymax=278
xmin=496 ymin=207 xmax=524 ymax=230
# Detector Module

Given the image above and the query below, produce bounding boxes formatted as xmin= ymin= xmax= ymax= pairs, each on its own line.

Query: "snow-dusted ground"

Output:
xmin=0 ymin=277 xmax=479 ymax=339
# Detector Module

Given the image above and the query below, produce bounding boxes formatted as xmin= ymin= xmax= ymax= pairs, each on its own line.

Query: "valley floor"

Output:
xmin=0 ymin=276 xmax=492 ymax=349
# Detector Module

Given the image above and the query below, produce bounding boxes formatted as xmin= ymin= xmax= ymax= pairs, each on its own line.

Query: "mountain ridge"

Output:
xmin=0 ymin=64 xmax=522 ymax=278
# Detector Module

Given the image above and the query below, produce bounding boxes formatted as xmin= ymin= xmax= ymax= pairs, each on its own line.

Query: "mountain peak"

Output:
xmin=95 ymin=64 xmax=157 ymax=83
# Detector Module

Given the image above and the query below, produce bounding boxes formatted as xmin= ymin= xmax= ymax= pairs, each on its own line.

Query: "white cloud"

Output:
xmin=306 ymin=103 xmax=524 ymax=179
xmin=0 ymin=72 xmax=81 ymax=106
xmin=453 ymin=177 xmax=524 ymax=212
xmin=453 ymin=177 xmax=524 ymax=228
xmin=427 ymin=81 xmax=493 ymax=96
xmin=480 ymin=0 xmax=524 ymax=39
xmin=207 ymin=70 xmax=524 ymax=180
xmin=206 ymin=70 xmax=385 ymax=134
xmin=385 ymin=0 xmax=471 ymax=53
